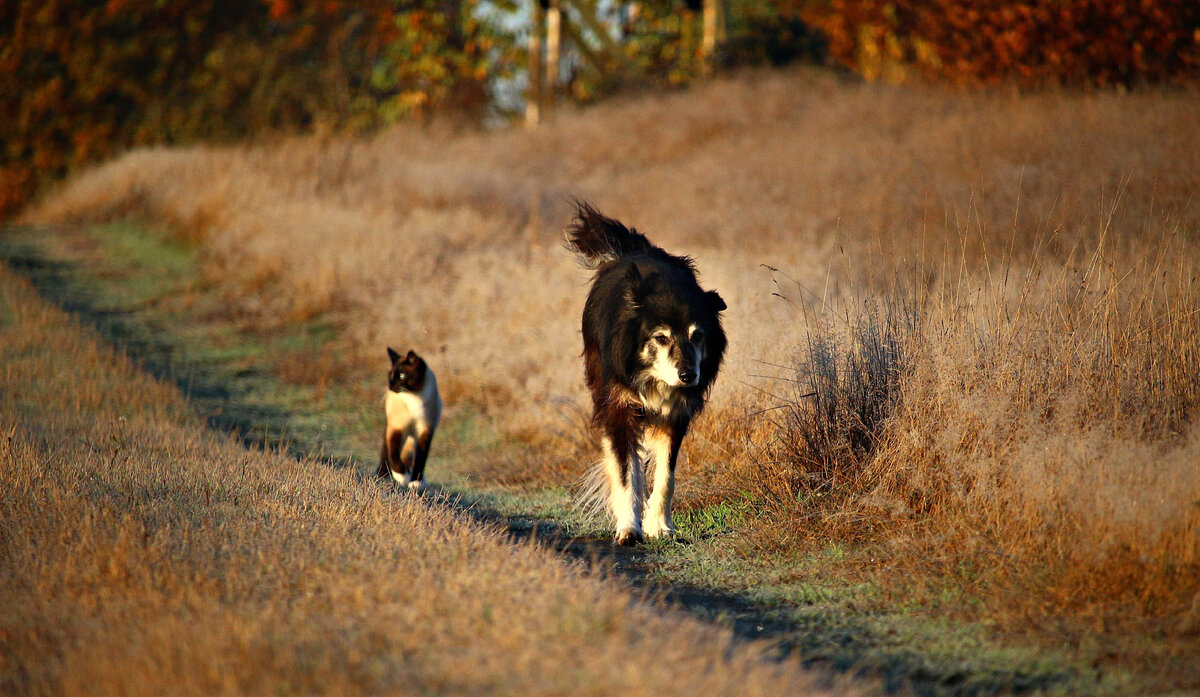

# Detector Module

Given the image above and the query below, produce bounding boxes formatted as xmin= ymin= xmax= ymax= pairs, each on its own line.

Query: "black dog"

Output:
xmin=564 ymin=202 xmax=727 ymax=545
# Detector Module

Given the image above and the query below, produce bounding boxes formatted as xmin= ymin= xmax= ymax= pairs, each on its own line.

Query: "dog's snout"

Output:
xmin=678 ymin=368 xmax=697 ymax=385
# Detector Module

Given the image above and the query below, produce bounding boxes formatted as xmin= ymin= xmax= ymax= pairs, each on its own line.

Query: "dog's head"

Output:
xmin=625 ymin=265 xmax=727 ymax=391
xmin=387 ymin=347 xmax=428 ymax=393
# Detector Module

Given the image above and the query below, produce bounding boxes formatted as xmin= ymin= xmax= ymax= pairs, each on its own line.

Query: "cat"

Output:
xmin=376 ymin=347 xmax=442 ymax=490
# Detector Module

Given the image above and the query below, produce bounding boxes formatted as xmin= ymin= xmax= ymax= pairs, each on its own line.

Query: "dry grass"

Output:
xmin=869 ymin=244 xmax=1200 ymax=614
xmin=749 ymin=239 xmax=1200 ymax=620
xmin=19 ymin=66 xmax=1200 ymax=640
xmin=0 ymin=260 xmax=853 ymax=695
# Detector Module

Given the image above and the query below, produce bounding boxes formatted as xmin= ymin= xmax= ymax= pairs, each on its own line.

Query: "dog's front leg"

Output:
xmin=642 ymin=426 xmax=681 ymax=539
xmin=602 ymin=434 xmax=644 ymax=545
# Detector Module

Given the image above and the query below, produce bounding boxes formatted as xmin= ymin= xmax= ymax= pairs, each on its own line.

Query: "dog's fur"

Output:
xmin=377 ymin=348 xmax=442 ymax=490
xmin=564 ymin=202 xmax=727 ymax=545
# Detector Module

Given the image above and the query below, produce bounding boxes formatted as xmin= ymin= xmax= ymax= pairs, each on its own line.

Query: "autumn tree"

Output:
xmin=0 ymin=0 xmax=515 ymax=218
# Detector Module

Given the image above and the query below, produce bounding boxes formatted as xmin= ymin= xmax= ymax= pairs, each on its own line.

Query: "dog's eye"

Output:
xmin=691 ymin=329 xmax=705 ymax=343
xmin=652 ymin=334 xmax=670 ymax=347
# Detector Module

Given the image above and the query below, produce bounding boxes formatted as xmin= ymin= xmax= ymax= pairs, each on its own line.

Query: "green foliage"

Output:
xmin=0 ymin=0 xmax=518 ymax=218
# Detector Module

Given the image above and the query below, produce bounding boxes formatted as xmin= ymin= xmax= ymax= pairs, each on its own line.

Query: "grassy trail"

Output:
xmin=0 ymin=222 xmax=1159 ymax=696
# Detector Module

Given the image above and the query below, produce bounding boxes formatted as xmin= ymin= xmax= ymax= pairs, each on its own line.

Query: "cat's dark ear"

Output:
xmin=706 ymin=290 xmax=727 ymax=313
xmin=387 ymin=346 xmax=400 ymax=363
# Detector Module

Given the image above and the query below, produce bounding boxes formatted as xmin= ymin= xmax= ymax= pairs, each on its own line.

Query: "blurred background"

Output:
xmin=3 ymin=0 xmax=1198 ymax=219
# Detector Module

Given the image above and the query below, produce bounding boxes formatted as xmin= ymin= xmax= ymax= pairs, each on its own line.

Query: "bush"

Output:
xmin=760 ymin=296 xmax=918 ymax=516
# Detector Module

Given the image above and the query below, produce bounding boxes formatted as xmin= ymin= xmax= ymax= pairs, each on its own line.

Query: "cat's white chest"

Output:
xmin=385 ymin=374 xmax=441 ymax=434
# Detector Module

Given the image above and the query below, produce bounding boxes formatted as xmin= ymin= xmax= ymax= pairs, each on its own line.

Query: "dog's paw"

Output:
xmin=406 ymin=479 xmax=424 ymax=492
xmin=642 ymin=514 xmax=676 ymax=540
xmin=614 ymin=528 xmax=644 ymax=546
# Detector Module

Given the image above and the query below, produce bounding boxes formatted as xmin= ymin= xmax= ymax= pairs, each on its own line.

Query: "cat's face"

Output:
xmin=387 ymin=347 xmax=427 ymax=393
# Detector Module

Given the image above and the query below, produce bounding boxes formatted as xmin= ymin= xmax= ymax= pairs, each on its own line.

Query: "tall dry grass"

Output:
xmin=744 ymin=226 xmax=1200 ymax=634
xmin=19 ymin=67 xmax=1200 ymax=626
xmin=0 ymin=260 xmax=852 ymax=696
xmin=874 ymin=241 xmax=1200 ymax=615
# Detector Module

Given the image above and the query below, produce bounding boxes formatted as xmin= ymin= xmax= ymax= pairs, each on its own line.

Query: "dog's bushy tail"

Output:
xmin=572 ymin=459 xmax=612 ymax=522
xmin=563 ymin=200 xmax=654 ymax=268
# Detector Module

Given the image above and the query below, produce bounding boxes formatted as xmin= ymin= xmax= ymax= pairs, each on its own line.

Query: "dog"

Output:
xmin=564 ymin=202 xmax=727 ymax=545
xmin=377 ymin=348 xmax=442 ymax=490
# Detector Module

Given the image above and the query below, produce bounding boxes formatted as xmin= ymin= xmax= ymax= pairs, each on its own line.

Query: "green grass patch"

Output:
xmin=673 ymin=497 xmax=752 ymax=539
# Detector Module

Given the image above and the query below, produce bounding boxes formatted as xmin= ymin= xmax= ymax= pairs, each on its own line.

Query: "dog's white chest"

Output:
xmin=638 ymin=382 xmax=679 ymax=417
xmin=641 ymin=391 xmax=670 ymax=417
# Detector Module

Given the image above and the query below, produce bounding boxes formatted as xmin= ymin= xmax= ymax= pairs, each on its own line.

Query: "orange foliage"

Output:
xmin=795 ymin=0 xmax=1200 ymax=87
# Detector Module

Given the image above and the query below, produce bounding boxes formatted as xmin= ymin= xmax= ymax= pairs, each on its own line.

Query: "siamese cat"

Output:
xmin=377 ymin=348 xmax=441 ymax=490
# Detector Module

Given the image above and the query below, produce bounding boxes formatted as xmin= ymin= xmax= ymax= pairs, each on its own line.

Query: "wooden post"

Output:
xmin=544 ymin=0 xmax=561 ymax=115
xmin=701 ymin=0 xmax=717 ymax=75
xmin=525 ymin=1 xmax=544 ymax=128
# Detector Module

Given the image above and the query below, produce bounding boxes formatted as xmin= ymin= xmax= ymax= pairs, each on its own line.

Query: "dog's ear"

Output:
xmin=623 ymin=264 xmax=644 ymax=307
xmin=387 ymin=346 xmax=401 ymax=363
xmin=706 ymin=290 xmax=727 ymax=313
xmin=405 ymin=349 xmax=418 ymax=361
xmin=605 ymin=319 xmax=636 ymax=384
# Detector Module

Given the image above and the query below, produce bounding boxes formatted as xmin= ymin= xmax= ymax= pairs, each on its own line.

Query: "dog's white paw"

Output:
xmin=406 ymin=479 xmax=424 ymax=491
xmin=614 ymin=527 xmax=644 ymax=546
xmin=643 ymin=518 xmax=676 ymax=540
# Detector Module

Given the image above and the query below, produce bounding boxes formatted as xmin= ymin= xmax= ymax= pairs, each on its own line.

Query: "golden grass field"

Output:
xmin=0 ymin=262 xmax=855 ymax=695
xmin=12 ymin=66 xmax=1200 ymax=688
